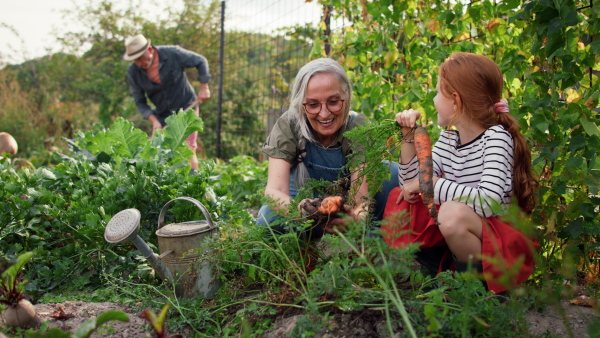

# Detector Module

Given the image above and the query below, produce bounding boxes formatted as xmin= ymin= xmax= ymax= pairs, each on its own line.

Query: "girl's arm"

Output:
xmin=396 ymin=110 xmax=419 ymax=166
xmin=263 ymin=157 xmax=292 ymax=211
xmin=395 ymin=110 xmax=424 ymax=203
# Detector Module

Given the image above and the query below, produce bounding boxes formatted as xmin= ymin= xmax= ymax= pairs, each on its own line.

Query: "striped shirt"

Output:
xmin=399 ymin=125 xmax=514 ymax=217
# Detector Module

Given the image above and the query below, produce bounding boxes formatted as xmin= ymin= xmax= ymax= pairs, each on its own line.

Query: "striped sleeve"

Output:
xmin=398 ymin=155 xmax=418 ymax=186
xmin=398 ymin=134 xmax=447 ymax=187
xmin=433 ymin=128 xmax=514 ymax=217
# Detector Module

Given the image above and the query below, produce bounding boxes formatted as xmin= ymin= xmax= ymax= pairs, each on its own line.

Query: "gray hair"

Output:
xmin=285 ymin=58 xmax=352 ymax=190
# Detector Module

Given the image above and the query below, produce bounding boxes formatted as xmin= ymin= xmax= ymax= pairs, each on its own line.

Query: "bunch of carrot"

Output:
xmin=317 ymin=195 xmax=343 ymax=214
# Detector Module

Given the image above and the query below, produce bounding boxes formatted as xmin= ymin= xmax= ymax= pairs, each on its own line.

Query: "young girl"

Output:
xmin=382 ymin=52 xmax=538 ymax=294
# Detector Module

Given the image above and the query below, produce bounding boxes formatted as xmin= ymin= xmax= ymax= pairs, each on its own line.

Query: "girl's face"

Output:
xmin=434 ymin=77 xmax=456 ymax=127
xmin=303 ymin=73 xmax=346 ymax=146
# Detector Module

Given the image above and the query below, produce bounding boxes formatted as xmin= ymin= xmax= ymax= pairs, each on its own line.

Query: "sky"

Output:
xmin=0 ymin=0 xmax=324 ymax=66
xmin=0 ymin=0 xmax=77 ymax=65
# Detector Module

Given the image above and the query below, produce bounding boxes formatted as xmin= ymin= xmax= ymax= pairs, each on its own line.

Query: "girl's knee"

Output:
xmin=437 ymin=201 xmax=475 ymax=235
xmin=438 ymin=201 xmax=464 ymax=220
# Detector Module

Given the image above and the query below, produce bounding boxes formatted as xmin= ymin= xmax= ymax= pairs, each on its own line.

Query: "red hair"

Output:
xmin=438 ymin=52 xmax=537 ymax=214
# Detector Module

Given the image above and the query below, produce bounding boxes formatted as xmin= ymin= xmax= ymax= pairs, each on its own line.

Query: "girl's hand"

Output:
xmin=396 ymin=179 xmax=421 ymax=204
xmin=395 ymin=109 xmax=422 ymax=132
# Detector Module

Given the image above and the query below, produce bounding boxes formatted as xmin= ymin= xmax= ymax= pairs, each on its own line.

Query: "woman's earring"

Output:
xmin=453 ymin=105 xmax=456 ymax=111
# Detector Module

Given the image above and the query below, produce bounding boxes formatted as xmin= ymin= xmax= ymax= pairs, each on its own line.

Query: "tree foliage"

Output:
xmin=320 ymin=0 xmax=600 ymax=277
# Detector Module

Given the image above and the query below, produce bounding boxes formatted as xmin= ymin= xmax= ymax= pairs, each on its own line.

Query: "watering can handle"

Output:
xmin=157 ymin=197 xmax=217 ymax=230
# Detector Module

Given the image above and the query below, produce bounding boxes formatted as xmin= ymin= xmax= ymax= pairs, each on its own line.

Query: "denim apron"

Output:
xmin=288 ymin=140 xmax=350 ymax=199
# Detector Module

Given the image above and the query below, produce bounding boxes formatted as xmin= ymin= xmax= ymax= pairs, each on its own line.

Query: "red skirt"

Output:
xmin=380 ymin=187 xmax=537 ymax=294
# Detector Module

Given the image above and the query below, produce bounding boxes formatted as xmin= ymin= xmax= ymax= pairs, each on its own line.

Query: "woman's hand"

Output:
xmin=322 ymin=204 xmax=357 ymax=234
xmin=396 ymin=179 xmax=421 ymax=204
xmin=298 ymin=198 xmax=319 ymax=215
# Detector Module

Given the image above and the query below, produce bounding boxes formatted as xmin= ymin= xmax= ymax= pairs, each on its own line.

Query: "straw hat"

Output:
xmin=123 ymin=34 xmax=151 ymax=61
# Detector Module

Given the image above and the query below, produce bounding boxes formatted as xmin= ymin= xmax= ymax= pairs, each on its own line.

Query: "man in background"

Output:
xmin=124 ymin=34 xmax=211 ymax=171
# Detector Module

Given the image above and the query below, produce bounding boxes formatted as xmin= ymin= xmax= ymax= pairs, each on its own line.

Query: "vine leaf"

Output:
xmin=580 ymin=115 xmax=600 ymax=136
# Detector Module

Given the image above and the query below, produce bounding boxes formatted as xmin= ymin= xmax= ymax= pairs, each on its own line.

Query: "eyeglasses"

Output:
xmin=302 ymin=100 xmax=345 ymax=115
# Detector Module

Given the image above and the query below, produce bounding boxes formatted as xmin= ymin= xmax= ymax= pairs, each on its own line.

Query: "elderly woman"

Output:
xmin=257 ymin=58 xmax=398 ymax=237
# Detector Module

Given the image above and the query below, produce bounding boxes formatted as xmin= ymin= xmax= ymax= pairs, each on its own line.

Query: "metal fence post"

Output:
xmin=323 ymin=4 xmax=332 ymax=56
xmin=217 ymin=0 xmax=226 ymax=159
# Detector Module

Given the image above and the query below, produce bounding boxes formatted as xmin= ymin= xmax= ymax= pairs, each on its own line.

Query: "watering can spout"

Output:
xmin=130 ymin=236 xmax=180 ymax=293
xmin=146 ymin=254 xmax=175 ymax=282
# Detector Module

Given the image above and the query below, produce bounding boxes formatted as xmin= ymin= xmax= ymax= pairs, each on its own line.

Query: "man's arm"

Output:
xmin=176 ymin=46 xmax=211 ymax=103
xmin=147 ymin=114 xmax=163 ymax=138
xmin=127 ymin=68 xmax=155 ymax=119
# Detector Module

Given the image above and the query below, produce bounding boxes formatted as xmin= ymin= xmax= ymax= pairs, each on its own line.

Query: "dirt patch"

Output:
xmin=1 ymin=297 xmax=596 ymax=337
xmin=3 ymin=301 xmax=153 ymax=337
xmin=526 ymin=298 xmax=598 ymax=337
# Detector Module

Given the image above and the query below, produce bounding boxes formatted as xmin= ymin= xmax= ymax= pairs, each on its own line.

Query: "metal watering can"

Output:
xmin=104 ymin=197 xmax=220 ymax=299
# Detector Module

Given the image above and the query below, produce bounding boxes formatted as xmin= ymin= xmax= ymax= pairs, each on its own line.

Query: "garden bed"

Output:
xmin=2 ymin=295 xmax=595 ymax=337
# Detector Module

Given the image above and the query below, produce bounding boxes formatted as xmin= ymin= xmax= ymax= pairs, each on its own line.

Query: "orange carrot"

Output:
xmin=386 ymin=135 xmax=395 ymax=147
xmin=414 ymin=126 xmax=438 ymax=220
xmin=318 ymin=196 xmax=343 ymax=214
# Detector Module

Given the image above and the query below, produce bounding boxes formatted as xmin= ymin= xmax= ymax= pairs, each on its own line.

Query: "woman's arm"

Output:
xmin=263 ymin=157 xmax=292 ymax=211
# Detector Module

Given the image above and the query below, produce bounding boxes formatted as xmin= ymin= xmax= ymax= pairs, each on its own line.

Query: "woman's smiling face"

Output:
xmin=303 ymin=72 xmax=346 ymax=147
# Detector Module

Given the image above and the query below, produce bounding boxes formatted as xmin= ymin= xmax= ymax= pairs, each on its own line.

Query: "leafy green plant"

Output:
xmin=405 ymin=271 xmax=531 ymax=337
xmin=140 ymin=303 xmax=171 ymax=338
xmin=211 ymin=155 xmax=268 ymax=209
xmin=344 ymin=118 xmax=407 ymax=199
xmin=1 ymin=110 xmax=281 ymax=334
xmin=0 ymin=252 xmax=34 ymax=307
xmin=0 ymin=111 xmax=227 ymax=296
xmin=1 ymin=252 xmax=38 ymax=330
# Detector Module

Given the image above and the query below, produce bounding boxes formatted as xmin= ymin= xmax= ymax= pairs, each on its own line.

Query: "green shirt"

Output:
xmin=261 ymin=110 xmax=367 ymax=164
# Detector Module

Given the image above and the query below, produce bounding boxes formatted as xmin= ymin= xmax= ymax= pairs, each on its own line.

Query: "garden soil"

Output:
xmin=2 ymin=296 xmax=596 ymax=337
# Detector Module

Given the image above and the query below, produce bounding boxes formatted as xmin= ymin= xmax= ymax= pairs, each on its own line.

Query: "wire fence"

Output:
xmin=198 ymin=0 xmax=343 ymax=160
